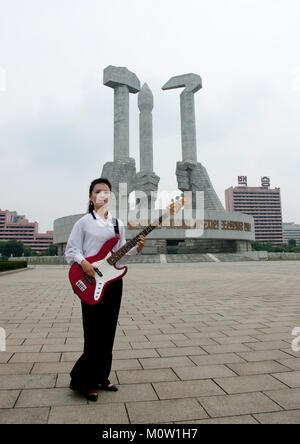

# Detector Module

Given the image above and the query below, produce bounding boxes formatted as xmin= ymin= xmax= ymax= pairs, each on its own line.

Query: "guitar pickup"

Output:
xmin=95 ymin=269 xmax=103 ymax=277
xmin=83 ymin=274 xmax=94 ymax=285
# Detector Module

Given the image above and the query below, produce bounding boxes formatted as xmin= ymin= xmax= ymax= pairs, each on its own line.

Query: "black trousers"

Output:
xmin=70 ymin=278 xmax=123 ymax=388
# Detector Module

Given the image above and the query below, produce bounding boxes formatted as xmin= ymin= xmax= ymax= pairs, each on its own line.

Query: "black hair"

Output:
xmin=88 ymin=178 xmax=112 ymax=219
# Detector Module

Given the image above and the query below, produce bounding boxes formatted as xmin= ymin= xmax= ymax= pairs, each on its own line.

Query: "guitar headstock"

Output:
xmin=166 ymin=194 xmax=191 ymax=215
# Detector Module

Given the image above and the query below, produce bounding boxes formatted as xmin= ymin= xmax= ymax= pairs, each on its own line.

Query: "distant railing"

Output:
xmin=8 ymin=256 xmax=67 ymax=264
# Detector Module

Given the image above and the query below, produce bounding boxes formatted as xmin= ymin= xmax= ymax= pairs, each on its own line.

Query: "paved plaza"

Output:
xmin=0 ymin=260 xmax=300 ymax=424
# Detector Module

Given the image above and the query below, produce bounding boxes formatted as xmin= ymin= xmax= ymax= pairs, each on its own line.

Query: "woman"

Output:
xmin=65 ymin=178 xmax=145 ymax=401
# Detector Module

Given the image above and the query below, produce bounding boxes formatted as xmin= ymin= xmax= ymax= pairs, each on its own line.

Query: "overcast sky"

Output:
xmin=1 ymin=0 xmax=300 ymax=233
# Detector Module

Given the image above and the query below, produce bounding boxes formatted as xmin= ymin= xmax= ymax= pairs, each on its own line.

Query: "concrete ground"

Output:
xmin=0 ymin=261 xmax=300 ymax=424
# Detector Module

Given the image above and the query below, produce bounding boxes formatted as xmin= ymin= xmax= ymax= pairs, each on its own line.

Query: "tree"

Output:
xmin=0 ymin=242 xmax=5 ymax=255
xmin=288 ymin=239 xmax=297 ymax=249
xmin=2 ymin=240 xmax=24 ymax=257
xmin=47 ymin=244 xmax=58 ymax=256
xmin=23 ymin=246 xmax=32 ymax=257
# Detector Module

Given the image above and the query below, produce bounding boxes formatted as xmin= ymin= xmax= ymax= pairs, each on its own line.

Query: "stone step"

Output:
xmin=166 ymin=254 xmax=213 ymax=263
xmin=213 ymin=253 xmax=256 ymax=262
xmin=129 ymin=253 xmax=257 ymax=263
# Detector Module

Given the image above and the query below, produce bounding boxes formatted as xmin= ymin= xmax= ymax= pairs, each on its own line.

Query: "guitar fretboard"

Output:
xmin=107 ymin=213 xmax=166 ymax=265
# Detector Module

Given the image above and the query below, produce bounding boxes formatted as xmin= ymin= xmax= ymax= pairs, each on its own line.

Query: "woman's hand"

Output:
xmin=137 ymin=235 xmax=146 ymax=253
xmin=80 ymin=259 xmax=98 ymax=278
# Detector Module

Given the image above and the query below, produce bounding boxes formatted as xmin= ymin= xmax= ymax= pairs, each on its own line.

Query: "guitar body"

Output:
xmin=69 ymin=236 xmax=127 ymax=305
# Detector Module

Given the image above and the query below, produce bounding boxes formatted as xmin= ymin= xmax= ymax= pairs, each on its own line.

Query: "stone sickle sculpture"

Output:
xmin=162 ymin=73 xmax=223 ymax=212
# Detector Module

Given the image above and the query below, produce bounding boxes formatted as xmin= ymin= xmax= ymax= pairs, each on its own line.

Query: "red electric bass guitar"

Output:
xmin=68 ymin=196 xmax=189 ymax=305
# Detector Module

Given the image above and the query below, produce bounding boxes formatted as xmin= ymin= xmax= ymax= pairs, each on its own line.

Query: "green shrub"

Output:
xmin=0 ymin=261 xmax=28 ymax=272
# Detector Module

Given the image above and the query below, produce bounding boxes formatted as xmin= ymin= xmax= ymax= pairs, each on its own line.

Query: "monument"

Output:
xmin=135 ymin=83 xmax=160 ymax=212
xmin=162 ymin=74 xmax=223 ymax=212
xmin=54 ymin=65 xmax=255 ymax=257
xmin=101 ymin=66 xmax=140 ymax=214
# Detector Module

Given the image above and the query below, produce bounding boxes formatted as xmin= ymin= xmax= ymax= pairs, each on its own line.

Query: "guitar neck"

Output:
xmin=107 ymin=212 xmax=168 ymax=265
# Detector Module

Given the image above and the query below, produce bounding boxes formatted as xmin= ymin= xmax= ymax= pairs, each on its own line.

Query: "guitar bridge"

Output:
xmin=75 ymin=280 xmax=87 ymax=292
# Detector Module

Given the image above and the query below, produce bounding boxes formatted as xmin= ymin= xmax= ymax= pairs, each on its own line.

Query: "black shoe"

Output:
xmin=99 ymin=380 xmax=118 ymax=392
xmin=85 ymin=388 xmax=98 ymax=402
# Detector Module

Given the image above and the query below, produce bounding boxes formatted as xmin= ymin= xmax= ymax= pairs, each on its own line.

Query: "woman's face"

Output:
xmin=90 ymin=183 xmax=111 ymax=212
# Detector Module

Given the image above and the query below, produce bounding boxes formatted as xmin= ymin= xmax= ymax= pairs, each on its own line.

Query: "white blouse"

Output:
xmin=65 ymin=209 xmax=138 ymax=267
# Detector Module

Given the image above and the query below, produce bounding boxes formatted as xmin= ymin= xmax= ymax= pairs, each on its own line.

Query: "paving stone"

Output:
xmin=214 ymin=374 xmax=287 ymax=394
xmin=65 ymin=338 xmax=84 ymax=344
xmin=117 ymin=369 xmax=179 ymax=384
xmin=130 ymin=341 xmax=175 ymax=349
xmin=172 ymin=338 xmax=219 ymax=347
xmin=0 ymin=407 xmax=49 ymax=424
xmin=276 ymin=358 xmax=300 ymax=371
xmin=121 ymin=334 xmax=148 ymax=342
xmin=145 ymin=333 xmax=188 ymax=342
xmin=271 ymin=371 xmax=300 ymax=388
xmin=198 ymin=392 xmax=282 ymax=417
xmin=126 ymin=398 xmax=208 ymax=423
xmin=41 ymin=344 xmax=83 ymax=352
xmin=111 ymin=359 xmax=142 ymax=371
xmin=6 ymin=345 xmax=42 ymax=353
xmin=226 ymin=361 xmax=291 ymax=376
xmin=222 ymin=329 xmax=264 ymax=337
xmin=263 ymin=388 xmax=300 ymax=409
xmin=153 ymin=379 xmax=225 ymax=399
xmin=31 ymin=362 xmax=73 ymax=374
xmin=113 ymin=349 xmax=159 ymax=359
xmin=0 ymin=374 xmax=56 ymax=390
xmin=98 ymin=383 xmax=158 ymax=404
xmin=201 ymin=344 xmax=253 ymax=354
xmin=15 ymin=388 xmax=87 ymax=408
xmin=156 ymin=347 xmax=206 ymax=357
xmin=254 ymin=410 xmax=300 ymax=424
xmin=139 ymin=356 xmax=195 ymax=369
xmin=9 ymin=353 xmax=61 ymax=363
xmin=0 ymin=390 xmax=20 ymax=408
xmin=0 ymin=363 xmax=33 ymax=375
xmin=212 ymin=336 xmax=259 ymax=345
xmin=189 ymin=353 xmax=245 ymax=366
xmin=246 ymin=341 xmax=290 ymax=351
xmin=48 ymin=403 xmax=129 ymax=424
xmin=178 ymin=415 xmax=259 ymax=424
xmin=0 ymin=352 xmax=13 ymax=363
xmin=173 ymin=365 xmax=236 ymax=380
xmin=237 ymin=350 xmax=291 ymax=362
xmin=250 ymin=333 xmax=293 ymax=342
xmin=60 ymin=351 xmax=81 ymax=362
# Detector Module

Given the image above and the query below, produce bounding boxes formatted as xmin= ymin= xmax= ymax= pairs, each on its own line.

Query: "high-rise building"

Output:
xmin=0 ymin=209 xmax=53 ymax=253
xmin=225 ymin=176 xmax=283 ymax=245
xmin=283 ymin=222 xmax=300 ymax=244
